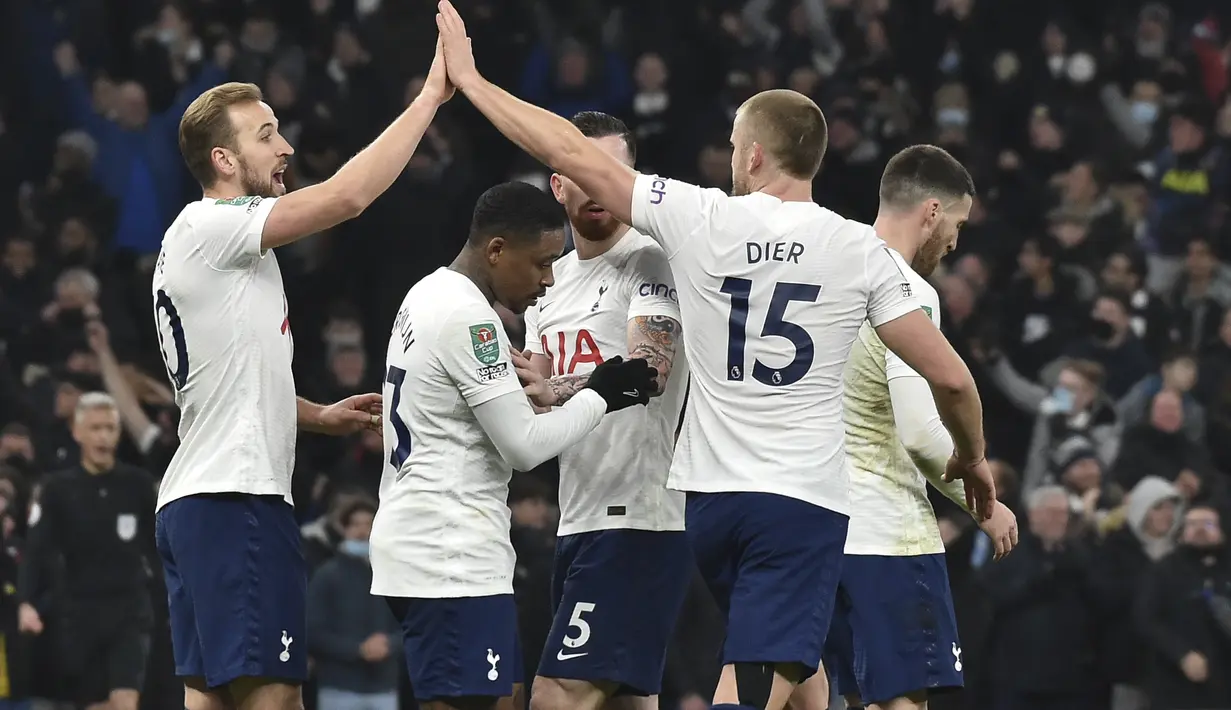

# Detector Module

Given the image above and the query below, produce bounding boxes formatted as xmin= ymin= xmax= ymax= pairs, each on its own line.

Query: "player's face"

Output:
xmin=490 ymin=229 xmax=566 ymax=314
xmin=551 ymin=136 xmax=633 ymax=242
xmin=913 ymin=194 xmax=973 ymax=277
xmin=227 ymin=101 xmax=293 ymax=198
xmin=72 ymin=408 xmax=121 ymax=461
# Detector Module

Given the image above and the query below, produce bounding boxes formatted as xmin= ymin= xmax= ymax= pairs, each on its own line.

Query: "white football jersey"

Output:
xmin=843 ymin=249 xmax=947 ymax=555
xmin=369 ymin=268 xmax=525 ymax=598
xmin=628 ymin=175 xmax=920 ymax=514
xmin=152 ymin=196 xmax=297 ymax=511
xmin=523 ymin=229 xmax=687 ymax=536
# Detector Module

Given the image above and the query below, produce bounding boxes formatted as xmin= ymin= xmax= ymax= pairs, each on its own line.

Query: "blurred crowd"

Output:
xmin=3 ymin=0 xmax=1231 ymax=708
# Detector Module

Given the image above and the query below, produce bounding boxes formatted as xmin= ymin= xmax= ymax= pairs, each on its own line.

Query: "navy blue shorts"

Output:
xmin=685 ymin=492 xmax=847 ymax=682
xmin=155 ymin=494 xmax=308 ymax=688
xmin=537 ymin=529 xmax=692 ymax=695
xmin=822 ymin=554 xmax=963 ymax=705
xmin=386 ymin=594 xmax=524 ymax=701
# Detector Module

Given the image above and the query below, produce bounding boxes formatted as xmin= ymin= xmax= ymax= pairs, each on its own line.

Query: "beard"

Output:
xmin=731 ymin=171 xmax=751 ymax=197
xmin=912 ymin=226 xmax=949 ymax=277
xmin=237 ymin=158 xmax=281 ymax=198
xmin=568 ymin=202 xmax=623 ymax=242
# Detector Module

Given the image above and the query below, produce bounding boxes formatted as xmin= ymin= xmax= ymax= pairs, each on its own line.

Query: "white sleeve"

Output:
xmin=885 ymin=284 xmax=942 ymax=381
xmin=523 ymin=303 xmax=544 ymax=355
xmin=888 ymin=375 xmax=969 ymax=511
xmin=435 ymin=306 xmax=525 ymax=407
xmin=625 ymin=246 xmax=682 ymax=322
xmin=473 ymin=389 xmax=607 ymax=471
xmin=629 ymin=174 xmax=724 ymax=259
xmin=195 ymin=196 xmax=278 ymax=270
xmin=864 ymin=240 xmax=922 ymax=327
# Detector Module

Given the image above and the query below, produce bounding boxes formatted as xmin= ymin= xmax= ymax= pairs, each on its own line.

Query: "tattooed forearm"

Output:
xmin=628 ymin=315 xmax=680 ymax=396
xmin=547 ymin=373 xmax=590 ymax=406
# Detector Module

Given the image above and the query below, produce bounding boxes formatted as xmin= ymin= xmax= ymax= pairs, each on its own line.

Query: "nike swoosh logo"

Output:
xmin=622 ymin=390 xmax=640 ymax=398
xmin=556 ymin=650 xmax=588 ymax=661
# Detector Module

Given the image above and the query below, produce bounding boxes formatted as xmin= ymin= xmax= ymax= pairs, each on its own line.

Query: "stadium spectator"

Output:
xmin=984 ymin=485 xmax=1109 ymax=710
xmin=1097 ymin=476 xmax=1183 ymax=710
xmin=307 ymin=498 xmax=400 ymax=710
xmin=1135 ymin=503 xmax=1231 ymax=710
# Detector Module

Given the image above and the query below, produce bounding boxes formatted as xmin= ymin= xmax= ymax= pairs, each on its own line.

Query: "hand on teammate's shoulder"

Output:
xmin=584 ymin=356 xmax=658 ymax=413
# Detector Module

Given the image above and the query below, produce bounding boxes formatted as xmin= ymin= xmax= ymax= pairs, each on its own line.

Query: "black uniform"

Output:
xmin=17 ymin=463 xmax=157 ymax=705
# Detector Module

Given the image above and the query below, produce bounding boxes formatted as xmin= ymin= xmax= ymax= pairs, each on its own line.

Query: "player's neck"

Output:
xmin=572 ymin=223 xmax=631 ymax=261
xmin=202 ymin=181 xmax=246 ymax=201
xmin=872 ymin=214 xmax=918 ymax=264
xmin=754 ymin=176 xmax=812 ymax=203
xmin=448 ymin=253 xmax=498 ymax=305
xmin=81 ymin=457 xmax=113 ymax=475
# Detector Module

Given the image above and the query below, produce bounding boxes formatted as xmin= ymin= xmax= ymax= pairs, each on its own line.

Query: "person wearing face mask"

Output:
xmin=306 ymin=499 xmax=402 ymax=710
xmin=1017 ymin=360 xmax=1121 ymax=499
xmin=1064 ymin=292 xmax=1154 ymax=398
xmin=1135 ymin=504 xmax=1231 ymax=710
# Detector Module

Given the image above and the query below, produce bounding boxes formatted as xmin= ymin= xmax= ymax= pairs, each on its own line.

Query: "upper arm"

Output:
xmin=628 ymin=175 xmax=723 ymax=258
xmin=625 ymin=248 xmax=682 ymax=381
xmin=259 ymin=181 xmax=363 ymax=251
xmin=523 ymin=303 xmax=544 ymax=355
xmin=884 ymin=285 xmax=940 ymax=382
xmin=434 ymin=307 xmax=524 ymax=408
xmin=876 ymin=310 xmax=971 ymax=395
xmin=195 ymin=197 xmax=278 ymax=270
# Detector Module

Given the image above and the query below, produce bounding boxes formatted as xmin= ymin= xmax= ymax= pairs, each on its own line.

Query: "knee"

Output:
xmin=528 ymin=678 xmax=566 ymax=710
xmin=185 ymin=679 xmax=227 ymax=710
xmin=529 ymin=677 xmax=600 ymax=710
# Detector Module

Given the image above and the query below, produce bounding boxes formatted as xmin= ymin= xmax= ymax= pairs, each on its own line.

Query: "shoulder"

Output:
xmin=42 ymin=469 xmax=77 ymax=490
xmin=620 ymin=232 xmax=670 ymax=270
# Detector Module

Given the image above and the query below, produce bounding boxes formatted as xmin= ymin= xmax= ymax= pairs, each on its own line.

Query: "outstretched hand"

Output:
xmin=422 ymin=35 xmax=455 ymax=105
xmin=318 ymin=393 xmax=383 ymax=436
xmin=435 ymin=0 xmax=479 ymax=91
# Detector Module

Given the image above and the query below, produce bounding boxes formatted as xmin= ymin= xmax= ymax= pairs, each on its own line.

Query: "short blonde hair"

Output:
xmin=737 ymin=89 xmax=828 ymax=180
xmin=178 ymin=82 xmax=264 ymax=187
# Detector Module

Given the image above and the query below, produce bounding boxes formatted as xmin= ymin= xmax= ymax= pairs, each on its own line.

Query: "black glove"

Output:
xmin=584 ymin=356 xmax=658 ymax=413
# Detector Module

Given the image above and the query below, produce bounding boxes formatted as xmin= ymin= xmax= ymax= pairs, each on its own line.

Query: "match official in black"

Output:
xmin=16 ymin=392 xmax=157 ymax=710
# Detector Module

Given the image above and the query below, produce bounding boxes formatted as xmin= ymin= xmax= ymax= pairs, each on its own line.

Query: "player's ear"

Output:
xmin=749 ymin=142 xmax=764 ymax=173
xmin=211 ymin=146 xmax=235 ymax=177
xmin=923 ymin=198 xmax=942 ymax=227
xmin=549 ymin=174 xmax=566 ymax=204
xmin=485 ymin=236 xmax=507 ymax=265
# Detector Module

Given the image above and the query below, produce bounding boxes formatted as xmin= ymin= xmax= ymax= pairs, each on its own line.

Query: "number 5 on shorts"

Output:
xmin=563 ymin=601 xmax=595 ymax=649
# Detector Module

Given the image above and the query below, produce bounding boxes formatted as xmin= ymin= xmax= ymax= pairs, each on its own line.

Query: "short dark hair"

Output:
xmin=879 ymin=145 xmax=976 ymax=209
xmin=571 ymin=111 xmax=636 ymax=162
xmin=339 ymin=498 xmax=377 ymax=528
xmin=468 ymin=182 xmax=566 ymax=247
xmin=738 ymin=90 xmax=828 ymax=179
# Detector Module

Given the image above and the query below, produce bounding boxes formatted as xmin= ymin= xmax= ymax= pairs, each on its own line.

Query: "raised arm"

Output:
xmin=258 ymin=39 xmax=454 ymax=250
xmin=434 ymin=1 xmax=636 ymax=226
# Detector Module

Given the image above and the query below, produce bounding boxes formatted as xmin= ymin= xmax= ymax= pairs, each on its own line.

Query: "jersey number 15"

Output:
xmin=720 ymin=277 xmax=822 ymax=387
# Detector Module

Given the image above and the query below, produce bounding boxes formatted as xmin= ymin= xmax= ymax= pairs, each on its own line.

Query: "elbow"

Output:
xmin=338 ymin=192 xmax=367 ymax=220
xmin=931 ymin=368 xmax=975 ymax=400
xmin=501 ymin=441 xmax=544 ymax=472
xmin=549 ymin=131 xmax=590 ymax=176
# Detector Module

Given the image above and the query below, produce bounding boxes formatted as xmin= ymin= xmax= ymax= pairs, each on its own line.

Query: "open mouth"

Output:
xmin=582 ymin=204 xmax=608 ymax=219
xmin=272 ymin=167 xmax=286 ymax=189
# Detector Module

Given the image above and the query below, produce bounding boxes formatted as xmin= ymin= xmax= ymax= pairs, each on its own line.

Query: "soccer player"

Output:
xmin=515 ymin=111 xmax=690 ymax=710
xmin=791 ymin=146 xmax=1020 ymax=710
xmin=434 ymin=6 xmax=995 ymax=710
xmin=369 ymin=181 xmax=660 ymax=710
xmin=152 ymin=36 xmax=455 ymax=710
